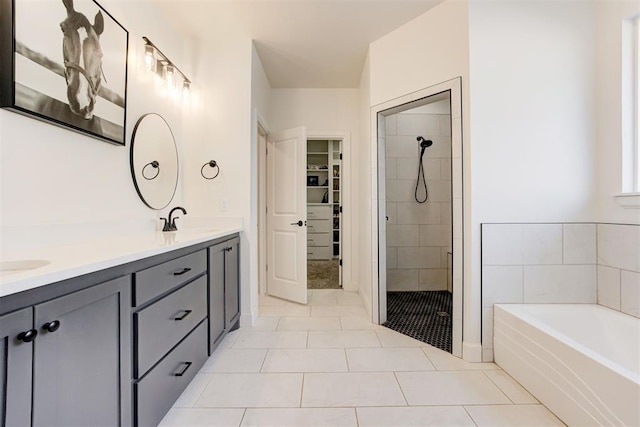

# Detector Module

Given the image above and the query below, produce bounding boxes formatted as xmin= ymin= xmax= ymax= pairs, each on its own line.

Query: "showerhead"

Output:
xmin=417 ymin=136 xmax=433 ymax=149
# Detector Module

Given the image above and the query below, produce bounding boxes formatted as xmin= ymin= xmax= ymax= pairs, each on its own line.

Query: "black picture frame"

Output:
xmin=307 ymin=175 xmax=319 ymax=186
xmin=0 ymin=0 xmax=128 ymax=145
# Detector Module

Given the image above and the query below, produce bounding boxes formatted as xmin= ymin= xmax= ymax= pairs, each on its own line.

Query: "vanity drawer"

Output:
xmin=135 ymin=321 xmax=208 ymax=427
xmin=307 ymin=205 xmax=330 ymax=220
xmin=307 ymin=232 xmax=330 ymax=247
xmin=135 ymin=276 xmax=207 ymax=377
xmin=308 ymin=246 xmax=331 ymax=260
xmin=307 ymin=219 xmax=330 ymax=233
xmin=134 ymin=250 xmax=206 ymax=306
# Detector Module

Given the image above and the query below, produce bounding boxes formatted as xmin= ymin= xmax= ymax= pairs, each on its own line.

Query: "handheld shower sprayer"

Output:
xmin=415 ymin=136 xmax=433 ymax=203
xmin=417 ymin=136 xmax=433 ymax=151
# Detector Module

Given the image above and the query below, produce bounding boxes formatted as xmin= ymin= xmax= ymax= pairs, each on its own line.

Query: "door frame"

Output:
xmin=257 ymin=119 xmax=269 ymax=296
xmin=371 ymin=77 xmax=464 ymax=358
xmin=307 ymin=131 xmax=352 ymax=290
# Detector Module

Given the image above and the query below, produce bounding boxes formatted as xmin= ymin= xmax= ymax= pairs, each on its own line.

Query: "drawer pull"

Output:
xmin=17 ymin=329 xmax=38 ymax=343
xmin=42 ymin=320 xmax=61 ymax=333
xmin=173 ymin=267 xmax=192 ymax=276
xmin=173 ymin=310 xmax=193 ymax=321
xmin=174 ymin=361 xmax=192 ymax=377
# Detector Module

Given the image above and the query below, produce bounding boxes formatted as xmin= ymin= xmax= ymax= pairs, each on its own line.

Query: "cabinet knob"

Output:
xmin=42 ymin=320 xmax=61 ymax=333
xmin=17 ymin=329 xmax=38 ymax=343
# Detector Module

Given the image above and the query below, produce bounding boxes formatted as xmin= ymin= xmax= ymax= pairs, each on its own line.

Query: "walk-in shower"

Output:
xmin=382 ymin=94 xmax=454 ymax=353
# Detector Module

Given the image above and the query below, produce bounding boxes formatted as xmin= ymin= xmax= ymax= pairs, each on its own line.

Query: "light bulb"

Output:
xmin=164 ymin=64 xmax=175 ymax=89
xmin=144 ymin=45 xmax=156 ymax=72
xmin=182 ymin=81 xmax=190 ymax=101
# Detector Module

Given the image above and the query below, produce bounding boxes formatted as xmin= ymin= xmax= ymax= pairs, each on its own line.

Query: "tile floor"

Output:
xmin=159 ymin=290 xmax=565 ymax=427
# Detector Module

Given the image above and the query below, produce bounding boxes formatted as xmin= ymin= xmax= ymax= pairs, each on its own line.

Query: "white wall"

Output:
xmin=467 ymin=0 xmax=597 ymax=360
xmin=0 ymin=1 xmax=194 ymax=249
xmin=181 ymin=35 xmax=255 ymax=325
xmin=365 ymin=0 xmax=599 ymax=361
xmin=249 ymin=43 xmax=272 ymax=320
xmin=269 ymin=89 xmax=359 ymax=133
xmin=358 ymin=52 xmax=372 ymax=313
xmin=369 ymin=1 xmax=471 ymax=109
xmin=594 ymin=1 xmax=640 ymax=225
xmin=269 ymin=88 xmax=360 ymax=291
xmin=364 ymin=0 xmax=474 ymax=356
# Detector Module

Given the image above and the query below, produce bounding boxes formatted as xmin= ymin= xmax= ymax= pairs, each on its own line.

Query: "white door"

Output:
xmin=266 ymin=126 xmax=308 ymax=304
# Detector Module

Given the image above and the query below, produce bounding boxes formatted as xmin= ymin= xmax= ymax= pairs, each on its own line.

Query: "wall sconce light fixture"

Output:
xmin=201 ymin=160 xmax=220 ymax=180
xmin=142 ymin=36 xmax=191 ymax=97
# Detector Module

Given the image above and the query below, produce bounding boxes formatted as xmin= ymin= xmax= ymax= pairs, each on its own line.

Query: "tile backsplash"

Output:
xmin=480 ymin=222 xmax=639 ymax=362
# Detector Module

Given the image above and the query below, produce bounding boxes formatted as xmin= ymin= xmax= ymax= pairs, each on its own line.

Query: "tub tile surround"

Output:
xmin=385 ymin=109 xmax=452 ymax=292
xmin=481 ymin=222 xmax=640 ymax=362
xmin=597 ymin=224 xmax=640 ymax=317
xmin=160 ymin=290 xmax=564 ymax=427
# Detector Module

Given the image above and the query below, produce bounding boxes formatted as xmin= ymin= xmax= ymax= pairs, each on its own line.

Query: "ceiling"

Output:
xmin=159 ymin=1 xmax=442 ymax=88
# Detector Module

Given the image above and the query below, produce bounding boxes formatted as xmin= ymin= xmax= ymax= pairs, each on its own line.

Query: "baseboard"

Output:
xmin=462 ymin=341 xmax=483 ymax=362
xmin=240 ymin=312 xmax=256 ymax=327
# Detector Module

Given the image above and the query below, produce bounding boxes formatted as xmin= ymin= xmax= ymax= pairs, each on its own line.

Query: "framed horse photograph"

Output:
xmin=0 ymin=0 xmax=128 ymax=145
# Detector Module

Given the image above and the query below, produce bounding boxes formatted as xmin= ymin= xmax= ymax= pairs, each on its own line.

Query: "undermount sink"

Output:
xmin=0 ymin=259 xmax=51 ymax=276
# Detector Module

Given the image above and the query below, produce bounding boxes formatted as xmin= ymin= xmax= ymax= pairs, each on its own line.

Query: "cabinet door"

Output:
xmin=0 ymin=308 xmax=33 ymax=427
xmin=209 ymin=242 xmax=226 ymax=354
xmin=225 ymin=238 xmax=240 ymax=330
xmin=33 ymin=276 xmax=131 ymax=427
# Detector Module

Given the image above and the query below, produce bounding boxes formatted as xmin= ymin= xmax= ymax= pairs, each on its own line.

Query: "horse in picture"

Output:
xmin=60 ymin=0 xmax=105 ymax=120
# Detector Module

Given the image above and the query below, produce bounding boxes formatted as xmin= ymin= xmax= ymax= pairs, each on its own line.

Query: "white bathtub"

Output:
xmin=494 ymin=304 xmax=640 ymax=427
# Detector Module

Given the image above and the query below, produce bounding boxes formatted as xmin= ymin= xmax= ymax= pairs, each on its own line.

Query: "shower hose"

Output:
xmin=415 ymin=147 xmax=428 ymax=203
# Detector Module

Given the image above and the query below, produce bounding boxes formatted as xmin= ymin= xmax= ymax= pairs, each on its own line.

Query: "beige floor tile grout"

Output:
xmin=392 ymin=371 xmax=410 ymax=407
xmin=462 ymin=405 xmax=480 ymax=426
xmin=167 ymin=291 xmax=562 ymax=425
xmin=481 ymin=370 xmax=515 ymax=405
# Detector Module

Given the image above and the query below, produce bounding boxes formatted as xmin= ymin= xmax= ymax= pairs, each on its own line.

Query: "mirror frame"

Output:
xmin=129 ymin=113 xmax=179 ymax=210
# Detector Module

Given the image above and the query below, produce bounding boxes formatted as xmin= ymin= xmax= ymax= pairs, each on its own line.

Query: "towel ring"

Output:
xmin=142 ymin=160 xmax=160 ymax=180
xmin=201 ymin=160 xmax=220 ymax=180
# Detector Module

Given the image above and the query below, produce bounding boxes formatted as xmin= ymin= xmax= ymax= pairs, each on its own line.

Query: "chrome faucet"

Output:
xmin=161 ymin=206 xmax=187 ymax=232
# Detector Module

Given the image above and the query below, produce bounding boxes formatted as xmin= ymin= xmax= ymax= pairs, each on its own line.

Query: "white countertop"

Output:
xmin=0 ymin=225 xmax=242 ymax=298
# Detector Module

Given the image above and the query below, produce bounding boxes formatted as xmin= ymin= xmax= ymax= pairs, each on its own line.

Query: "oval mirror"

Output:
xmin=130 ymin=113 xmax=179 ymax=210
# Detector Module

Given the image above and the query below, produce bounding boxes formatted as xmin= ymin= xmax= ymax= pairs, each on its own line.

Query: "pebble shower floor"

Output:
xmin=383 ymin=291 xmax=452 ymax=353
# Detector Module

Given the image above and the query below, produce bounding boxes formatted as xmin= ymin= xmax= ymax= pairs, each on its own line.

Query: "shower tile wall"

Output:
xmin=385 ymin=110 xmax=452 ymax=292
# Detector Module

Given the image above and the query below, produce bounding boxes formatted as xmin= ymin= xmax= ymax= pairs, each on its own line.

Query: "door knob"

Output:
xmin=290 ymin=220 xmax=303 ymax=227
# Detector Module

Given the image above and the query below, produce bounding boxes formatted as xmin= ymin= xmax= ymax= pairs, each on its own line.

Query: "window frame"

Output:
xmin=617 ymin=15 xmax=640 ymax=207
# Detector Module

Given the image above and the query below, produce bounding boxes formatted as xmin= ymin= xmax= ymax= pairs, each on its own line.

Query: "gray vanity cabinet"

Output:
xmin=225 ymin=237 xmax=240 ymax=330
xmin=209 ymin=241 xmax=226 ymax=352
xmin=208 ymin=236 xmax=240 ymax=354
xmin=0 ymin=232 xmax=240 ymax=427
xmin=0 ymin=308 xmax=33 ymax=427
xmin=32 ymin=276 xmax=131 ymax=427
